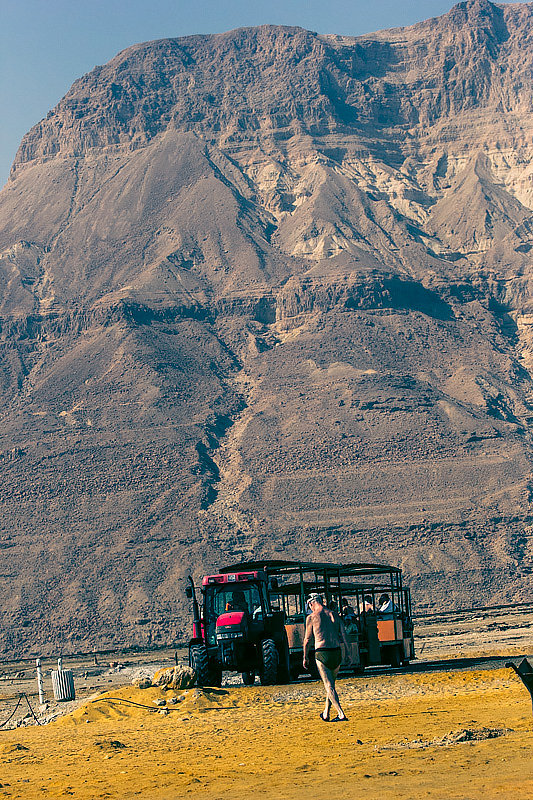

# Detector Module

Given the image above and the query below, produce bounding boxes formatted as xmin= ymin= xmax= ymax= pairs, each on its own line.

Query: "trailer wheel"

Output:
xmin=260 ymin=638 xmax=278 ymax=685
xmin=389 ymin=645 xmax=402 ymax=669
xmin=308 ymin=656 xmax=320 ymax=680
xmin=242 ymin=671 xmax=255 ymax=686
xmin=190 ymin=644 xmax=211 ymax=687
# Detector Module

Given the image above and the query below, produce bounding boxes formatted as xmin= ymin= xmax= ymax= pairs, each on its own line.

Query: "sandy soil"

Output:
xmin=2 ymin=604 xmax=531 ymax=701
xmin=1 ymin=609 xmax=533 ymax=799
xmin=1 ymin=666 xmax=533 ymax=800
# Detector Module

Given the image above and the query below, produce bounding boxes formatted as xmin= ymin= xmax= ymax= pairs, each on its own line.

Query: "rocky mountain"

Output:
xmin=1 ymin=0 xmax=533 ymax=656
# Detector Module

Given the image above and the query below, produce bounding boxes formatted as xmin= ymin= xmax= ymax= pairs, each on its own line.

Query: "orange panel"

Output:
xmin=285 ymin=623 xmax=305 ymax=649
xmin=377 ymin=619 xmax=403 ymax=642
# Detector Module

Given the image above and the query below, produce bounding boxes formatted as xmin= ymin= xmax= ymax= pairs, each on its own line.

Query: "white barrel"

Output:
xmin=51 ymin=669 xmax=75 ymax=701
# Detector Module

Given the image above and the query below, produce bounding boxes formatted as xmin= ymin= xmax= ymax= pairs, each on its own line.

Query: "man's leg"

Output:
xmin=316 ymin=661 xmax=346 ymax=720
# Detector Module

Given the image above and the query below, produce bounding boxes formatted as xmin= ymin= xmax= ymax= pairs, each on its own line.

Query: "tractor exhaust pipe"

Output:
xmin=186 ymin=575 xmax=202 ymax=639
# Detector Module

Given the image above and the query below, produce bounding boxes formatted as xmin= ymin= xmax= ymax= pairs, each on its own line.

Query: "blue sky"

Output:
xmin=1 ymin=0 xmax=530 ymax=187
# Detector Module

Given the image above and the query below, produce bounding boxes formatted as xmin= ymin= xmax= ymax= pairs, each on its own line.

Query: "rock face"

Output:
xmin=1 ymin=1 xmax=533 ymax=656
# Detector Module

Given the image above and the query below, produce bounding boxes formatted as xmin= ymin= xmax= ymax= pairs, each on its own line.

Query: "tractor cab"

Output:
xmin=204 ymin=575 xmax=269 ymax=653
xmin=186 ymin=569 xmax=289 ymax=686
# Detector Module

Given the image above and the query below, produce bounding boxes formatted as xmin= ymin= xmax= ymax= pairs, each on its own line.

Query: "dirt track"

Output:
xmin=2 ymin=604 xmax=532 ymax=701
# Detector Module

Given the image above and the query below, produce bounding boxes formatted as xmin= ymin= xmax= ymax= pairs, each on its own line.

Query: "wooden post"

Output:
xmin=36 ymin=658 xmax=44 ymax=705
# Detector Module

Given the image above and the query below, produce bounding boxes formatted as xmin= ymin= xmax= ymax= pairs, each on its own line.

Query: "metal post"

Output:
xmin=36 ymin=658 xmax=44 ymax=705
xmin=299 ymin=566 xmax=305 ymax=615
xmin=507 ymin=659 xmax=533 ymax=715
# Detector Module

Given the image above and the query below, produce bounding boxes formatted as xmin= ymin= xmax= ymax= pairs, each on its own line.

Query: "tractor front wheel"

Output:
xmin=260 ymin=638 xmax=279 ymax=685
xmin=190 ymin=644 xmax=211 ymax=687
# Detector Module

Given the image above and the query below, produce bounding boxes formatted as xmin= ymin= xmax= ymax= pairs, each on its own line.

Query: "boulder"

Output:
xmin=132 ymin=677 xmax=152 ymax=689
xmin=153 ymin=666 xmax=195 ymax=690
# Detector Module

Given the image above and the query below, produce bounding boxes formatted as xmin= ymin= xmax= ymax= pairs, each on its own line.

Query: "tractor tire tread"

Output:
xmin=190 ymin=644 xmax=211 ymax=687
xmin=260 ymin=638 xmax=278 ymax=685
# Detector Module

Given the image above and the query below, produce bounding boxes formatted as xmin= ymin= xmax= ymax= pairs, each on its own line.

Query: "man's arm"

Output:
xmin=303 ymin=614 xmax=314 ymax=669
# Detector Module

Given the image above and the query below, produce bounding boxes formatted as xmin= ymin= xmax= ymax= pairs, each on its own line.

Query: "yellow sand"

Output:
xmin=1 ymin=668 xmax=532 ymax=800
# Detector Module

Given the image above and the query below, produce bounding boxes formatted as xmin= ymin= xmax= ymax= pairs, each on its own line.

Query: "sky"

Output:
xmin=1 ymin=0 xmax=531 ymax=187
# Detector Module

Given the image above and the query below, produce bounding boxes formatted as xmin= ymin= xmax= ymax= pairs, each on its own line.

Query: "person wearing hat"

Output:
xmin=303 ymin=593 xmax=349 ymax=722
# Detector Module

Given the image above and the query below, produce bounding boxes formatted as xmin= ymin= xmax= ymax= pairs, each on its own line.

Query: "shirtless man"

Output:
xmin=303 ymin=593 xmax=349 ymax=722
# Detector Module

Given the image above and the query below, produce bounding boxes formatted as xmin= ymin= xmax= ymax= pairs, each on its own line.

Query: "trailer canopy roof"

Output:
xmin=220 ymin=560 xmax=401 ymax=576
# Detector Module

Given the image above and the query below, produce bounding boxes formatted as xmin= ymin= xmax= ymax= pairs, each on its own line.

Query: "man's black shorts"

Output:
xmin=314 ymin=647 xmax=342 ymax=670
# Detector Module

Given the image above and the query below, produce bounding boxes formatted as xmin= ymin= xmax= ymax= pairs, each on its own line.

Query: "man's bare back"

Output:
xmin=306 ymin=606 xmax=344 ymax=650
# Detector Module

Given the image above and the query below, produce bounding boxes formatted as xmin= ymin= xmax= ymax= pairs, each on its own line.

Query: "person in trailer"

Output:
xmin=378 ymin=593 xmax=395 ymax=618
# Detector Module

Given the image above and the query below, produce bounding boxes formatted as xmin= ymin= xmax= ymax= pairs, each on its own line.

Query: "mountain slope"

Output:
xmin=1 ymin=1 xmax=533 ymax=656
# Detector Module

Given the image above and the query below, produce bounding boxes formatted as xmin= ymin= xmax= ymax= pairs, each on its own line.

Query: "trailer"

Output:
xmin=220 ymin=560 xmax=415 ymax=678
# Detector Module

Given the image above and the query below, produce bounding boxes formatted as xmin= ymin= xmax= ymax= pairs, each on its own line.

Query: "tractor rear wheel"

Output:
xmin=260 ymin=638 xmax=278 ymax=685
xmin=191 ymin=647 xmax=222 ymax=686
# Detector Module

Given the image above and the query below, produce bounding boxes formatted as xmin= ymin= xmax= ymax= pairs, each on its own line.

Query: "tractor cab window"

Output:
xmin=205 ymin=583 xmax=265 ymax=644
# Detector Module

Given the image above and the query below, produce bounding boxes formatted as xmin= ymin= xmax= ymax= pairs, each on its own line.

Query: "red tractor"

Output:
xmin=185 ymin=567 xmax=290 ymax=686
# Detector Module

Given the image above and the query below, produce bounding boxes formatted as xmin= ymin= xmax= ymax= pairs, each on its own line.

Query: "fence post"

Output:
xmin=36 ymin=658 xmax=44 ymax=705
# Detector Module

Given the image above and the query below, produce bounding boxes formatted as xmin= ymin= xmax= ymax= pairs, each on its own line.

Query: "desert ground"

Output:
xmin=1 ymin=607 xmax=533 ymax=800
